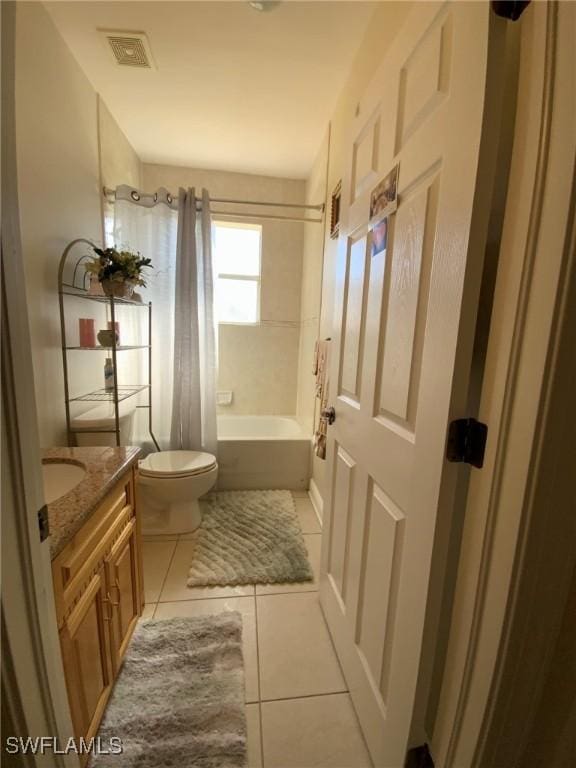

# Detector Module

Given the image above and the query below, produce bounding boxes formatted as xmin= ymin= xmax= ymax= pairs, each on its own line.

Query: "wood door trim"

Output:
xmin=444 ymin=5 xmax=556 ymax=762
xmin=433 ymin=3 xmax=576 ymax=765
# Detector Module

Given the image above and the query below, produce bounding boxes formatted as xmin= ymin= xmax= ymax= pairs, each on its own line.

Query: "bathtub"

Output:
xmin=216 ymin=415 xmax=311 ymax=490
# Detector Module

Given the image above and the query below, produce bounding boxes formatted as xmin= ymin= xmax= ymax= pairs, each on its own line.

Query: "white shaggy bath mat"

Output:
xmin=92 ymin=613 xmax=246 ymax=768
xmin=188 ymin=490 xmax=314 ymax=587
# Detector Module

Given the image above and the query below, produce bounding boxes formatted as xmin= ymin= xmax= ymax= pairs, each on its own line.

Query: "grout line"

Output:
xmin=256 ymin=582 xmax=320 ymax=597
xmin=260 ymin=689 xmax=349 ymax=704
xmin=156 ymin=589 xmax=256 ymax=604
xmin=153 ymin=585 xmax=317 ymax=602
xmin=254 ymin=587 xmax=318 ymax=598
xmin=254 ymin=594 xmax=266 ymax=767
xmin=142 ymin=537 xmax=180 ymax=543
xmin=153 ymin=538 xmax=179 ymax=606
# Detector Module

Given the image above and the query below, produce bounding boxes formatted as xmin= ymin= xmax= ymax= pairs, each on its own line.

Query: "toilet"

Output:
xmin=71 ymin=404 xmax=217 ymax=535
xmin=138 ymin=451 xmax=218 ymax=535
xmin=72 ymin=401 xmax=136 ymax=446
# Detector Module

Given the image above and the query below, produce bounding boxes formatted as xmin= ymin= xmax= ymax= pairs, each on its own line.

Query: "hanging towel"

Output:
xmin=313 ymin=339 xmax=331 ymax=460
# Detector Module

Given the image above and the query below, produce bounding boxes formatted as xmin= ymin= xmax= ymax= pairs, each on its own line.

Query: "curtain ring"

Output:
xmin=131 ymin=190 xmax=141 ymax=202
xmin=166 ymin=193 xmax=173 ymax=204
xmin=153 ymin=192 xmax=158 ymax=202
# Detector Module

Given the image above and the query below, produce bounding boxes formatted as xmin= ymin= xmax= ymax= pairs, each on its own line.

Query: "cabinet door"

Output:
xmin=59 ymin=567 xmax=114 ymax=744
xmin=105 ymin=518 xmax=140 ymax=671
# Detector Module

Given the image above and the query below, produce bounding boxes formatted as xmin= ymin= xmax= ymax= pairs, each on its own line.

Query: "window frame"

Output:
xmin=213 ymin=220 xmax=262 ymax=326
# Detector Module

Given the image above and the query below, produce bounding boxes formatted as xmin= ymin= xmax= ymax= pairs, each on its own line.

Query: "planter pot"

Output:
xmin=101 ymin=279 xmax=135 ymax=299
xmin=97 ymin=329 xmax=119 ymax=347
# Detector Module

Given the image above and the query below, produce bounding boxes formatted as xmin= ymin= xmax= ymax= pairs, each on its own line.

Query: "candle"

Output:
xmin=79 ymin=318 xmax=96 ymax=347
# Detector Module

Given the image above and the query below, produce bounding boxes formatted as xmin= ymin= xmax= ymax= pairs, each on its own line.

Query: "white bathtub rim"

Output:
xmin=217 ymin=414 xmax=311 ymax=441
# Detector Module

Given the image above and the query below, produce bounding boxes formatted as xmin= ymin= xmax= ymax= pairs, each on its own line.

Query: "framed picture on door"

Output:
xmin=369 ymin=164 xmax=398 ymax=258
xmin=370 ymin=217 xmax=388 ymax=258
xmin=369 ymin=164 xmax=399 ymax=222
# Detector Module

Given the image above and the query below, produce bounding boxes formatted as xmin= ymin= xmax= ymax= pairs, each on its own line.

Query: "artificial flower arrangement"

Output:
xmin=85 ymin=245 xmax=152 ymax=298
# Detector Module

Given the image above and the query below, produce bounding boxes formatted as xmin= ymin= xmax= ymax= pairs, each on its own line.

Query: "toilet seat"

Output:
xmin=139 ymin=450 xmax=217 ymax=479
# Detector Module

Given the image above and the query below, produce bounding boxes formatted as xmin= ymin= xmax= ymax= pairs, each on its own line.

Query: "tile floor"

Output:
xmin=141 ymin=491 xmax=373 ymax=768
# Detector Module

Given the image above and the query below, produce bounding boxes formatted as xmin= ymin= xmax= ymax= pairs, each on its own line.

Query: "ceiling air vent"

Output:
xmin=99 ymin=30 xmax=155 ymax=69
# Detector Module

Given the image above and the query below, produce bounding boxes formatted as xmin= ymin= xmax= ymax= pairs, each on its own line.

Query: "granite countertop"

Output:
xmin=44 ymin=446 xmax=140 ymax=560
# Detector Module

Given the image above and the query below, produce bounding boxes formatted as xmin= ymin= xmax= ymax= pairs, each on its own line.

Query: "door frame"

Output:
xmin=1 ymin=2 xmax=78 ymax=765
xmin=431 ymin=2 xmax=576 ymax=765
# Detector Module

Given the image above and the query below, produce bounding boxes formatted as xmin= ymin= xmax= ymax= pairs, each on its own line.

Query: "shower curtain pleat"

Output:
xmin=198 ymin=189 xmax=218 ymax=455
xmin=170 ymin=188 xmax=218 ymax=455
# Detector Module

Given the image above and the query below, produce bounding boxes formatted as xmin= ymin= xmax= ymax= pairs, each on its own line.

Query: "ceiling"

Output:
xmin=45 ymin=1 xmax=377 ymax=179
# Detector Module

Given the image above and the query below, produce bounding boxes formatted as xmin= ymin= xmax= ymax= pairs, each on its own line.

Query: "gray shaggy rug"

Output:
xmin=188 ymin=490 xmax=313 ymax=587
xmin=92 ymin=613 xmax=246 ymax=768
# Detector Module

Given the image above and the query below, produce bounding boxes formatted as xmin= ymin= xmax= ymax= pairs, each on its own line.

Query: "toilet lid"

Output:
xmin=139 ymin=450 xmax=217 ymax=478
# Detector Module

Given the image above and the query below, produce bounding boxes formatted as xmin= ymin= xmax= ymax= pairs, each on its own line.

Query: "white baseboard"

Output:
xmin=308 ymin=478 xmax=323 ymax=527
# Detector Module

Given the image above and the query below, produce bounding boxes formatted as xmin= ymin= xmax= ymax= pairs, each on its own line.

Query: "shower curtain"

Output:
xmin=112 ymin=185 xmax=217 ymax=455
xmin=171 ymin=188 xmax=218 ymax=454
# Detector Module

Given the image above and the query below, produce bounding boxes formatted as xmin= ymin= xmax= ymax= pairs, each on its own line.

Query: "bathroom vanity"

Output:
xmin=45 ymin=446 xmax=142 ymax=749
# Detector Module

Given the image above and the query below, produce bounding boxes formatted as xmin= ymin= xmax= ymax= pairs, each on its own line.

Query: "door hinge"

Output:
xmin=446 ymin=418 xmax=488 ymax=469
xmin=38 ymin=504 xmax=50 ymax=542
xmin=491 ymin=1 xmax=531 ymax=21
xmin=405 ymin=743 xmax=435 ymax=768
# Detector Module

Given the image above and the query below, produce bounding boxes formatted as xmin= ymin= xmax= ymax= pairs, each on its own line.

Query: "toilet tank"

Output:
xmin=71 ymin=401 xmax=136 ymax=447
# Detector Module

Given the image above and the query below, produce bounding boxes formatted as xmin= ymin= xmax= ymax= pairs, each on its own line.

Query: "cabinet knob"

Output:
xmin=111 ymin=579 xmax=121 ymax=607
xmin=103 ymin=592 xmax=114 ymax=621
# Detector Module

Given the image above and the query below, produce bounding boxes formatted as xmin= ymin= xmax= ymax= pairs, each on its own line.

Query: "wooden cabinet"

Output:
xmin=52 ymin=467 xmax=142 ymax=752
xmin=58 ymin=567 xmax=114 ymax=743
xmin=105 ymin=518 xmax=140 ymax=671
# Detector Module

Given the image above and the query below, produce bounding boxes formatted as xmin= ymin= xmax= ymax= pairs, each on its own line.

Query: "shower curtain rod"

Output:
xmin=210 ymin=209 xmax=323 ymax=224
xmin=102 ymin=186 xmax=324 ymax=212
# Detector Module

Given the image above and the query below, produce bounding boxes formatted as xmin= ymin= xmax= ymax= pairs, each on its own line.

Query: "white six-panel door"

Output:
xmin=319 ymin=3 xmax=503 ymax=765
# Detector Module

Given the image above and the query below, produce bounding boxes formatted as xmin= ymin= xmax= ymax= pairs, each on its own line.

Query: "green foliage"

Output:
xmin=85 ymin=245 xmax=153 ymax=287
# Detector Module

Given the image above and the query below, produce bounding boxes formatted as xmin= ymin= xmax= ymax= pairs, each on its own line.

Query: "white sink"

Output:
xmin=42 ymin=462 xmax=86 ymax=504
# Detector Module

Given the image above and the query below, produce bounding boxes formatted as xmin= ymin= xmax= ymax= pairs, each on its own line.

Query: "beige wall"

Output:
xmin=99 ymin=97 xmax=142 ymax=192
xmin=295 ymin=131 xmax=330 ymax=499
xmin=16 ymin=2 xmax=102 ymax=447
xmin=143 ymin=163 xmax=305 ymax=416
xmin=296 ymin=131 xmax=329 ymax=434
xmin=15 ymin=2 xmax=142 ymax=446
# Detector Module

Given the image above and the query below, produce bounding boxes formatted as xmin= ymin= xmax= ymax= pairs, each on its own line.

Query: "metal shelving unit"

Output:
xmin=65 ymin=345 xmax=151 ymax=351
xmin=58 ymin=238 xmax=160 ymax=449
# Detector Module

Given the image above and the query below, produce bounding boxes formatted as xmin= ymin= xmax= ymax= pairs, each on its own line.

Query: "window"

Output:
xmin=213 ymin=221 xmax=261 ymax=324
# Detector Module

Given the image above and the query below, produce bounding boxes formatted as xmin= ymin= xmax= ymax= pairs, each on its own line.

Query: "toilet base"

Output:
xmin=141 ymin=497 xmax=203 ymax=536
xmin=138 ymin=460 xmax=217 ymax=537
